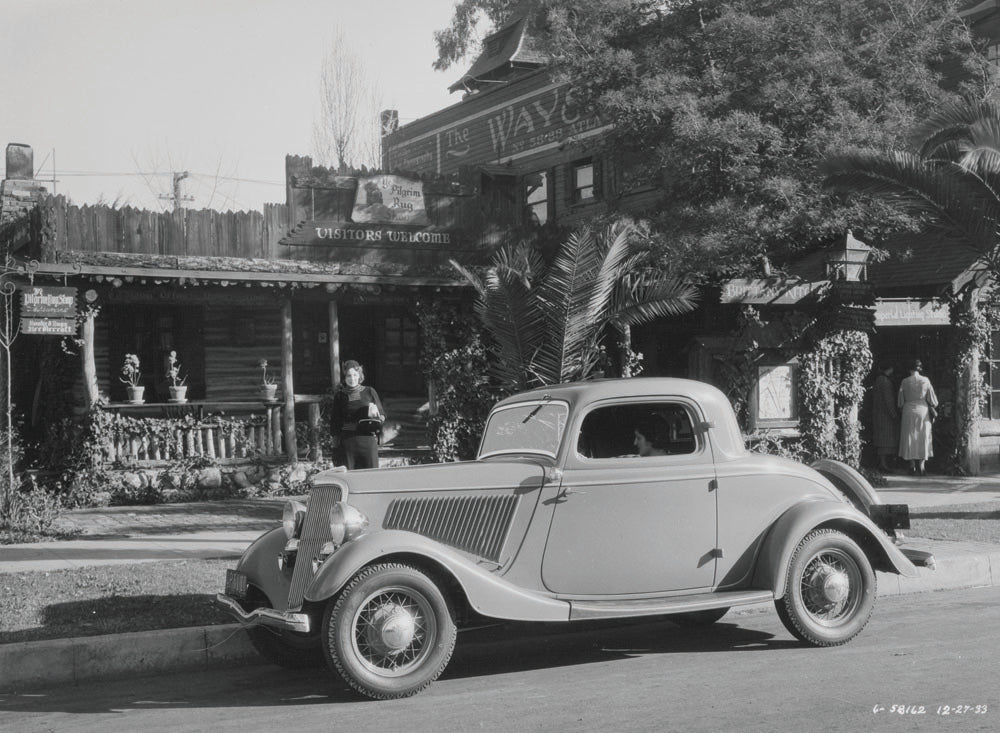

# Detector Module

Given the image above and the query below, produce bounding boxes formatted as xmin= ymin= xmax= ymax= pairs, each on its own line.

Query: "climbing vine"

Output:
xmin=797 ymin=330 xmax=872 ymax=465
xmin=943 ymin=288 xmax=1000 ymax=473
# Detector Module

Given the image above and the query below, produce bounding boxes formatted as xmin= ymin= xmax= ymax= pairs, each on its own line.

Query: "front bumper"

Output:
xmin=215 ymin=593 xmax=312 ymax=634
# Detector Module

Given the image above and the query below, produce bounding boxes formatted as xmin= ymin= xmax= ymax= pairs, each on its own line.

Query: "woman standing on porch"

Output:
xmin=330 ymin=360 xmax=385 ymax=469
xmin=898 ymin=359 xmax=938 ymax=476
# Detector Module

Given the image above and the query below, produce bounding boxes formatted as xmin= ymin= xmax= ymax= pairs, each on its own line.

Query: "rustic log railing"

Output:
xmin=98 ymin=396 xmax=326 ymax=465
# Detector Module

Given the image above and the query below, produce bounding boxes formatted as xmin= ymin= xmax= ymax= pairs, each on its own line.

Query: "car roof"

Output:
xmin=493 ymin=377 xmax=725 ymax=410
xmin=491 ymin=377 xmax=747 ymax=459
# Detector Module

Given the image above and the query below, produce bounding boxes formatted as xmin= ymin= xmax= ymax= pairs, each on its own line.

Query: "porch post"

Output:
xmin=281 ymin=298 xmax=297 ymax=462
xmin=81 ymin=312 xmax=99 ymax=409
xmin=328 ymin=299 xmax=341 ymax=388
xmin=958 ymin=287 xmax=982 ymax=475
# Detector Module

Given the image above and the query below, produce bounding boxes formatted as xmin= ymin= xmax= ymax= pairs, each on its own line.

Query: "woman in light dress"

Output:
xmin=897 ymin=359 xmax=938 ymax=475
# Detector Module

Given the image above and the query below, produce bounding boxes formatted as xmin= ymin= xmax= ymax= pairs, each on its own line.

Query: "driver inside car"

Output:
xmin=633 ymin=413 xmax=670 ymax=457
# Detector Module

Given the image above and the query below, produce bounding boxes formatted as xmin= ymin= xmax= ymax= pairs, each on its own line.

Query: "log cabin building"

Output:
xmin=0 ymin=143 xmax=500 ymax=465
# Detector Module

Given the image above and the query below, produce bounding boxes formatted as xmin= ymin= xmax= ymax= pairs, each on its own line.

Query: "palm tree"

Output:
xmin=452 ymin=220 xmax=699 ymax=390
xmin=822 ymin=96 xmax=1000 ymax=474
xmin=823 ymin=96 xmax=1000 ymax=275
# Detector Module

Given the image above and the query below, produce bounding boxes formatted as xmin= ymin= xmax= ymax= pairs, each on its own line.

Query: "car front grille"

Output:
xmin=383 ymin=494 xmax=519 ymax=563
xmin=286 ymin=484 xmax=341 ymax=610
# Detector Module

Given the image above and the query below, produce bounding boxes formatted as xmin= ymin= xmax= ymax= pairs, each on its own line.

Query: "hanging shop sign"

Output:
xmin=19 ymin=286 xmax=78 ymax=336
xmin=21 ymin=317 xmax=77 ymax=336
xmin=352 ymin=175 xmax=430 ymax=226
xmin=20 ymin=286 xmax=77 ymax=317
xmin=874 ymin=299 xmax=950 ymax=326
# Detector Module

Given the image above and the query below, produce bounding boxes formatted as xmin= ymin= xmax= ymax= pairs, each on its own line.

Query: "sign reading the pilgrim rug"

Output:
xmin=352 ymin=175 xmax=430 ymax=226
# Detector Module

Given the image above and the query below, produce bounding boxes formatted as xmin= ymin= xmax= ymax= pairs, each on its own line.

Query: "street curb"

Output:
xmin=0 ymin=623 xmax=256 ymax=692
xmin=2 ymin=540 xmax=998 ymax=692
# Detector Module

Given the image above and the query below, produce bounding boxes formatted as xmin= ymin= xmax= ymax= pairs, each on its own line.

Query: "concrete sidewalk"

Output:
xmin=1 ymin=476 xmax=998 ymax=691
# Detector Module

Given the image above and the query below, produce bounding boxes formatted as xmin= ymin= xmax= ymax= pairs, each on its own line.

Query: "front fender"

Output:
xmin=304 ymin=530 xmax=570 ymax=622
xmin=234 ymin=527 xmax=294 ymax=611
xmin=753 ymin=500 xmax=919 ymax=599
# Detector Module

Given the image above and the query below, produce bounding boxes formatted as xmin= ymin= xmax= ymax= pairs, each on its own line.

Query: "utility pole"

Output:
xmin=159 ymin=171 xmax=195 ymax=211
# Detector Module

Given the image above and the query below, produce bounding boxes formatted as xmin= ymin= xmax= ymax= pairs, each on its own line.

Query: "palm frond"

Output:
xmin=823 ymin=150 xmax=1000 ymax=255
xmin=913 ymin=96 xmax=1000 ymax=159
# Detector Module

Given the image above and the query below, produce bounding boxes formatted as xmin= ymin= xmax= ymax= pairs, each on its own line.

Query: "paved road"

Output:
xmin=2 ymin=586 xmax=996 ymax=732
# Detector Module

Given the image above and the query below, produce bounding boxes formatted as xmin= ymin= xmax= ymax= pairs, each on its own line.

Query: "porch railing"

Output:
xmin=95 ymin=395 xmax=430 ymax=466
xmin=98 ymin=398 xmax=324 ymax=465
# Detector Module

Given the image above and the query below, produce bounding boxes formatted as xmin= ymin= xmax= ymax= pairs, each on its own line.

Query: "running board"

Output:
xmin=570 ymin=589 xmax=774 ymax=621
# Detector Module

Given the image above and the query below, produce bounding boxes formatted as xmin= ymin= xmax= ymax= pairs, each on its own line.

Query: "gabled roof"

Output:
xmin=448 ymin=10 xmax=547 ymax=93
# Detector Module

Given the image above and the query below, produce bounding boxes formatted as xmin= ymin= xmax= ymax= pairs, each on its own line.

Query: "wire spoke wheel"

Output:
xmin=776 ymin=528 xmax=876 ymax=647
xmin=323 ymin=563 xmax=457 ymax=699
xmin=799 ymin=549 xmax=863 ymax=625
xmin=352 ymin=586 xmax=437 ymax=676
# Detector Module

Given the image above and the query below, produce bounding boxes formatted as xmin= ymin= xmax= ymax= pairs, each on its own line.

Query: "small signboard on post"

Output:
xmin=20 ymin=286 xmax=77 ymax=336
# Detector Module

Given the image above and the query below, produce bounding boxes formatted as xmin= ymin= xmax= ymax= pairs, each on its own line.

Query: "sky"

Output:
xmin=0 ymin=0 xmax=465 ymax=213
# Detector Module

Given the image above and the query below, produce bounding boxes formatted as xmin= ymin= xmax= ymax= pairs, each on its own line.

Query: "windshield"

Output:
xmin=479 ymin=400 xmax=569 ymax=458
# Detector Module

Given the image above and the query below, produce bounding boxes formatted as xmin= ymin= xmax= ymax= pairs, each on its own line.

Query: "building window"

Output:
xmin=571 ymin=160 xmax=595 ymax=203
xmin=989 ymin=42 xmax=1000 ymax=67
xmin=524 ymin=171 xmax=549 ymax=225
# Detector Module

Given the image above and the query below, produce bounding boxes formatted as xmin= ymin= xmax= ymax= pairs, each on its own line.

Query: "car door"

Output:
xmin=541 ymin=400 xmax=718 ymax=596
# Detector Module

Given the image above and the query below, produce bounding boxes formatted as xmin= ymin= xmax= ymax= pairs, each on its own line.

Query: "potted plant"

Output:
xmin=120 ymin=353 xmax=144 ymax=404
xmin=167 ymin=350 xmax=187 ymax=403
xmin=258 ymin=359 xmax=278 ymax=402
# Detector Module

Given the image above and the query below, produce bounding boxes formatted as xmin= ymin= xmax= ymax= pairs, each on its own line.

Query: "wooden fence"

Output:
xmin=35 ymin=196 xmax=288 ymax=261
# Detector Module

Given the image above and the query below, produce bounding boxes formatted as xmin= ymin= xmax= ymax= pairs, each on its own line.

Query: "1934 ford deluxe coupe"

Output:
xmin=217 ymin=378 xmax=932 ymax=699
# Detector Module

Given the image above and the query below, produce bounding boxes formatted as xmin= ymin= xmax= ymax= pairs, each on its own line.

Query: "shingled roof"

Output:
xmin=784 ymin=231 xmax=986 ymax=297
xmin=448 ymin=6 xmax=547 ymax=93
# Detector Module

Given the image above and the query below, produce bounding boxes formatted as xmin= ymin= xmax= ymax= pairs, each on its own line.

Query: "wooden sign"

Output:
xmin=720 ymin=278 xmax=828 ymax=305
xmin=20 ymin=286 xmax=77 ymax=317
xmin=385 ymin=78 xmax=606 ymax=175
xmin=352 ymin=175 xmax=429 ymax=225
xmin=874 ymin=299 xmax=950 ymax=326
xmin=280 ymin=222 xmax=459 ymax=249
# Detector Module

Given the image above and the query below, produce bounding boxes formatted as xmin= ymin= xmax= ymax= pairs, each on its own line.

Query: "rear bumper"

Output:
xmin=215 ymin=593 xmax=312 ymax=633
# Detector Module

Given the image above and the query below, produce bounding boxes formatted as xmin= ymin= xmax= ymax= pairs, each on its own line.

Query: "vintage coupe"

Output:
xmin=217 ymin=378 xmax=932 ymax=699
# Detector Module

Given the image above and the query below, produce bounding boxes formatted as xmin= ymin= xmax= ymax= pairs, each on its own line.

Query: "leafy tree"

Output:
xmin=452 ymin=221 xmax=698 ymax=389
xmin=435 ymin=0 xmax=994 ymax=281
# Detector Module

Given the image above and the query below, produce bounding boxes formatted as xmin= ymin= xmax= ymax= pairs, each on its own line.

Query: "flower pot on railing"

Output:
xmin=126 ymin=385 xmax=145 ymax=404
xmin=259 ymin=383 xmax=278 ymax=402
xmin=168 ymin=385 xmax=188 ymax=403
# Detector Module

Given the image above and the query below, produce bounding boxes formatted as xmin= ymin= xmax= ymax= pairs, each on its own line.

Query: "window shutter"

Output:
xmin=593 ymin=157 xmax=603 ymax=200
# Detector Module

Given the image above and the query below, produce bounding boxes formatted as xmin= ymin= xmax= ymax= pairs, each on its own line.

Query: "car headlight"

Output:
xmin=282 ymin=500 xmax=307 ymax=539
xmin=329 ymin=502 xmax=368 ymax=545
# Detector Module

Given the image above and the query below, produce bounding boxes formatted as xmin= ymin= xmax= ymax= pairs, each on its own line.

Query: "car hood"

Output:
xmin=311 ymin=457 xmax=550 ymax=497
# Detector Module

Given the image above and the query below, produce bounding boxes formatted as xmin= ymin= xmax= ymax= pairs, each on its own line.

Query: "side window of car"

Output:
xmin=576 ymin=403 xmax=697 ymax=458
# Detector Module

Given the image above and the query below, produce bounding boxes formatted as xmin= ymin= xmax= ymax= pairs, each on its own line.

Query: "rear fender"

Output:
xmin=304 ymin=529 xmax=570 ymax=622
xmin=810 ymin=459 xmax=881 ymax=512
xmin=753 ymin=501 xmax=919 ymax=599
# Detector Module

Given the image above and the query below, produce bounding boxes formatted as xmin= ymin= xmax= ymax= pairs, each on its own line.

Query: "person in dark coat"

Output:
xmin=872 ymin=363 xmax=899 ymax=472
xmin=330 ymin=360 xmax=384 ymax=469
